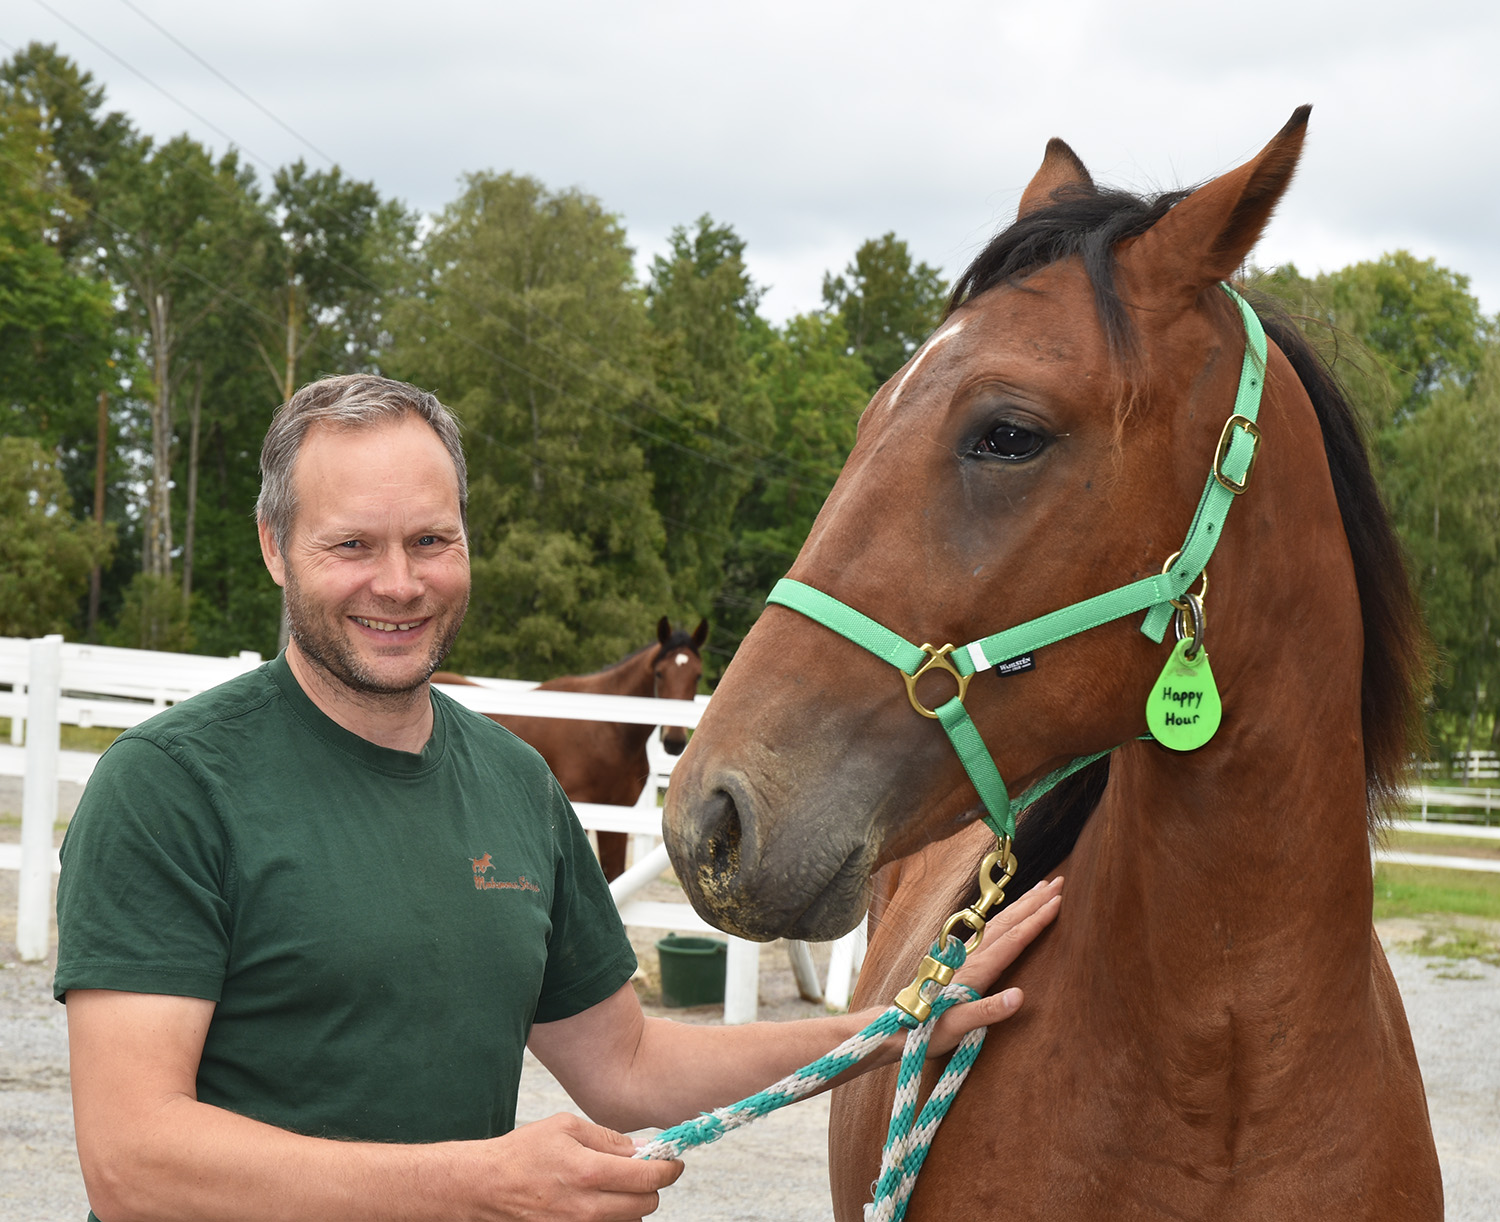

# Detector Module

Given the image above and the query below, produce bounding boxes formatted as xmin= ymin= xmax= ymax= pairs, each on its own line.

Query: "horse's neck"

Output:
xmin=1069 ymin=408 xmax=1377 ymax=1025
xmin=546 ymin=650 xmax=656 ymax=699
xmin=545 ymin=651 xmax=657 ymax=751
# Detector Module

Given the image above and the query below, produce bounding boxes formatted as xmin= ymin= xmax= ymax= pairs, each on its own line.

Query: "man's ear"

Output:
xmin=258 ymin=519 xmax=287 ymax=589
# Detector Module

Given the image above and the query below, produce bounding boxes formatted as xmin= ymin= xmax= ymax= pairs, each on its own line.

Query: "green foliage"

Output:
xmin=389 ymin=173 xmax=670 ymax=676
xmin=103 ymin=572 xmax=195 ymax=653
xmin=644 ymin=216 xmax=774 ymax=624
xmin=1374 ymin=864 xmax=1500 ymax=922
xmin=714 ymin=312 xmax=870 ymax=657
xmin=822 ymin=233 xmax=947 ymax=386
xmin=0 ymin=85 xmax=115 ymax=448
xmin=0 ymin=437 xmax=112 ymax=636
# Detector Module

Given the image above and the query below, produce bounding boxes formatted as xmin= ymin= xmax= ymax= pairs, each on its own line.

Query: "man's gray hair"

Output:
xmin=257 ymin=375 xmax=467 ymax=551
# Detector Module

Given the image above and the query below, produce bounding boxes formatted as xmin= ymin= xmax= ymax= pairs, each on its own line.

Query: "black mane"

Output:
xmin=947 ymin=186 xmax=1190 ymax=362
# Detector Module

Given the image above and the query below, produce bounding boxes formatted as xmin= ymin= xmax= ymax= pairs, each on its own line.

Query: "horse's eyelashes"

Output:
xmin=975 ymin=421 xmax=1047 ymax=461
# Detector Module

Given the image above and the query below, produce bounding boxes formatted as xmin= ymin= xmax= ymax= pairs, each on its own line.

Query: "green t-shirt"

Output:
xmin=54 ymin=654 xmax=636 ymax=1144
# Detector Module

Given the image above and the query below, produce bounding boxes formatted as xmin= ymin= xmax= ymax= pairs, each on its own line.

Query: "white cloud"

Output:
xmin=8 ymin=0 xmax=1499 ymax=319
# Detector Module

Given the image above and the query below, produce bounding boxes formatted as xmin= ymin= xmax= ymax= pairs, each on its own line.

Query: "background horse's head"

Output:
xmin=654 ymin=617 xmax=708 ymax=754
xmin=664 ymin=108 xmax=1423 ymax=942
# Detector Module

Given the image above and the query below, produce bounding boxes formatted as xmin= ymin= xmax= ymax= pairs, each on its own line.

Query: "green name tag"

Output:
xmin=1145 ymin=638 xmax=1222 ymax=751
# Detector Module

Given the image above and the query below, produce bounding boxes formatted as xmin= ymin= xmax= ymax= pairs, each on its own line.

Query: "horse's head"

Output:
xmin=654 ymin=617 xmax=708 ymax=755
xmin=665 ymin=110 xmax=1321 ymax=941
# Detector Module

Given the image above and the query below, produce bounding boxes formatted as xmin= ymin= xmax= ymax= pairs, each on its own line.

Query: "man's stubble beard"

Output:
xmin=283 ymin=569 xmax=468 ymax=700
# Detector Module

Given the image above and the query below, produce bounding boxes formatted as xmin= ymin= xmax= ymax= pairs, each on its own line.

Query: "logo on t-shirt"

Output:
xmin=470 ymin=851 xmax=540 ymax=893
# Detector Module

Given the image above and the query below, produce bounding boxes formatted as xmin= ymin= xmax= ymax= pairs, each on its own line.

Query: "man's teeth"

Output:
xmin=354 ymin=617 xmax=421 ymax=632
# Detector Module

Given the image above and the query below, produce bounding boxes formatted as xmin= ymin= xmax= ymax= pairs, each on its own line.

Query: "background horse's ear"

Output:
xmin=692 ymin=619 xmax=709 ymax=649
xmin=1017 ymin=138 xmax=1095 ymax=219
xmin=657 ymin=616 xmax=672 ymax=645
xmin=1122 ymin=106 xmax=1311 ymax=309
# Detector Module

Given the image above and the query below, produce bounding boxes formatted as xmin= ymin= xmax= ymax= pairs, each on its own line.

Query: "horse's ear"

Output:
xmin=692 ymin=619 xmax=709 ymax=649
xmin=1017 ymin=138 xmax=1095 ymax=219
xmin=657 ymin=616 xmax=671 ymax=646
xmin=1122 ymin=106 xmax=1310 ymax=307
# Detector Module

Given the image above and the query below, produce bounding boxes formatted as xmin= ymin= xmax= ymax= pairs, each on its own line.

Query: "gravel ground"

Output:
xmin=2 ymin=805 xmax=1497 ymax=1219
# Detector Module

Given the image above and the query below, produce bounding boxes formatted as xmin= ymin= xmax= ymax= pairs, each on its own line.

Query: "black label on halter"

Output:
xmin=994 ymin=653 xmax=1035 ymax=677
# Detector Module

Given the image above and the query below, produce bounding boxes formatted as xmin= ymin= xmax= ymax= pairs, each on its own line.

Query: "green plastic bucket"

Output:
xmin=655 ymin=934 xmax=728 ymax=1007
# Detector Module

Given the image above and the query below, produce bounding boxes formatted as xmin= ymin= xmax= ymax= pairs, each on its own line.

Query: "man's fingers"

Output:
xmin=557 ymin=1115 xmax=685 ymax=1192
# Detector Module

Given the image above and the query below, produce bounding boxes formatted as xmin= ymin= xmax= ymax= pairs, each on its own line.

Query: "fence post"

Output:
xmin=17 ymin=635 xmax=63 ymax=962
xmin=723 ymin=938 xmax=760 ymax=1024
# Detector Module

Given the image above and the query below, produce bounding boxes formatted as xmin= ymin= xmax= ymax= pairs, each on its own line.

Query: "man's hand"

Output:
xmin=487 ymin=1114 xmax=681 ymax=1221
xmin=925 ymin=874 xmax=1063 ymax=1056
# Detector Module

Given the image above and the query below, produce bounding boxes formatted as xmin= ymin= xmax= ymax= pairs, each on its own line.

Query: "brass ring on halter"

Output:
xmin=939 ymin=907 xmax=989 ymax=953
xmin=1173 ymin=592 xmax=1207 ymax=660
xmin=1161 ymin=551 xmax=1208 ymax=613
xmin=903 ymin=643 xmax=971 ymax=719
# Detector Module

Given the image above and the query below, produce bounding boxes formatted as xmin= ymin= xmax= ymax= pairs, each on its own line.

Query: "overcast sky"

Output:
xmin=7 ymin=0 xmax=1498 ymax=322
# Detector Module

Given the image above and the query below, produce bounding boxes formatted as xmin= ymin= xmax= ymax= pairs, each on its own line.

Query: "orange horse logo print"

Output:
xmin=470 ymin=851 xmax=540 ymax=893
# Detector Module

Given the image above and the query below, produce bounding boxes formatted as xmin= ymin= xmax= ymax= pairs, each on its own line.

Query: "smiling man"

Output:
xmin=53 ymin=374 xmax=1061 ymax=1222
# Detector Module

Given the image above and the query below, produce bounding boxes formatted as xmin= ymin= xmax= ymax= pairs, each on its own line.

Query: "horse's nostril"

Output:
xmin=663 ymin=737 xmax=686 ymax=756
xmin=703 ymin=788 xmax=742 ymax=883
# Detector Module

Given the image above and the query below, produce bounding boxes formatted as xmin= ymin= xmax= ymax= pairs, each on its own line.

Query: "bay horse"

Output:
xmin=662 ymin=109 xmax=1443 ymax=1219
xmin=437 ymin=617 xmax=706 ymax=880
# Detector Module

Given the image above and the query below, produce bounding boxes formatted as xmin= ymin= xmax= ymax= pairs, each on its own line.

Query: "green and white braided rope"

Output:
xmin=634 ymin=939 xmax=981 ymax=1222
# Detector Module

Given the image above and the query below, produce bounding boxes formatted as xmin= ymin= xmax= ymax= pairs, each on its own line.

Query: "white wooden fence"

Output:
xmin=0 ymin=636 xmax=863 ymax=1022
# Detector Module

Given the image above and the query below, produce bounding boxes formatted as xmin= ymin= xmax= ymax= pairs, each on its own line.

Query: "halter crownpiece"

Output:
xmin=766 ymin=284 xmax=1267 ymax=843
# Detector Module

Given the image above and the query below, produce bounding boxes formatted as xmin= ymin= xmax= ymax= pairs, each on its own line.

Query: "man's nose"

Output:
xmin=369 ymin=548 xmax=423 ymax=602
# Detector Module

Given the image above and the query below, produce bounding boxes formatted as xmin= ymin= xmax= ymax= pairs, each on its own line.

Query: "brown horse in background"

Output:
xmin=437 ymin=618 xmax=707 ymax=880
xmin=663 ymin=109 xmax=1442 ymax=1218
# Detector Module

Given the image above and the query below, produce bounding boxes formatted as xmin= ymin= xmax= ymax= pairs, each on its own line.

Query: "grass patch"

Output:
xmin=1386 ymin=830 xmax=1500 ymax=857
xmin=0 ymin=716 xmax=121 ymax=753
xmin=1373 ymin=863 xmax=1500 ymax=922
xmin=1407 ymin=926 xmax=1500 ymax=970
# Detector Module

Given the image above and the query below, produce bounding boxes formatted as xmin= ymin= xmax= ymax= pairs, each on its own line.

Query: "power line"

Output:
xmin=61 ymin=2 xmax=849 ymax=486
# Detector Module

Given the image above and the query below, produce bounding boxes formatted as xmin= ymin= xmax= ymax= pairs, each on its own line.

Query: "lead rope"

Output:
xmin=634 ymin=937 xmax=980 ymax=1222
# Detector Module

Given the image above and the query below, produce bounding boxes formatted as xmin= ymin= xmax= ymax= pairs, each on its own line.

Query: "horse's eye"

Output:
xmin=976 ymin=422 xmax=1046 ymax=461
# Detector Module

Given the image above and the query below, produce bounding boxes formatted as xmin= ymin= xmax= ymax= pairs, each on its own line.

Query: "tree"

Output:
xmin=98 ymin=133 xmax=271 ymax=592
xmin=0 ymin=438 xmax=113 ymax=637
xmin=822 ymin=233 xmax=948 ymax=386
xmin=389 ymin=172 xmax=670 ymax=676
xmin=644 ymin=215 xmax=774 ymax=623
xmin=258 ymin=160 xmax=416 ymax=401
xmin=715 ymin=312 xmax=869 ymax=656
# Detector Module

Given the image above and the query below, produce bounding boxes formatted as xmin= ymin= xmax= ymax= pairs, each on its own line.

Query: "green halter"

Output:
xmin=766 ymin=285 xmax=1267 ymax=841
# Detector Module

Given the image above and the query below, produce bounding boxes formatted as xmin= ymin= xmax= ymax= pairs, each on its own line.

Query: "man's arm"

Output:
xmin=66 ymin=989 xmax=681 ymax=1222
xmin=528 ymin=876 xmax=1063 ymax=1133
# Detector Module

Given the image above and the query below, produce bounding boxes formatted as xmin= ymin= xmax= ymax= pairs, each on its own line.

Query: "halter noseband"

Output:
xmin=766 ymin=285 xmax=1267 ymax=842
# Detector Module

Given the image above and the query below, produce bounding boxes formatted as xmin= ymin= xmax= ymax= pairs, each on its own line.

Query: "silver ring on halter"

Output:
xmin=1173 ymin=592 xmax=1206 ymax=660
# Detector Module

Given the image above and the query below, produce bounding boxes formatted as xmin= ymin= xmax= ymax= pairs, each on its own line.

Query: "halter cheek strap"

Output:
xmin=766 ymin=285 xmax=1267 ymax=841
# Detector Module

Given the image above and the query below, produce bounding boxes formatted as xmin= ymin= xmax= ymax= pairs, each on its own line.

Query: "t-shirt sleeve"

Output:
xmin=54 ymin=736 xmax=234 ymax=1004
xmin=531 ymin=779 xmax=638 ymax=1023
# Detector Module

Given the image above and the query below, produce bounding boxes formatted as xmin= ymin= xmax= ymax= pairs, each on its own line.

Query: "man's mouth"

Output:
xmin=352 ymin=616 xmax=425 ymax=633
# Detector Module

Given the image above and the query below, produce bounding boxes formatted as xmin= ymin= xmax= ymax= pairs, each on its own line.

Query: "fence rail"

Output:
xmin=1 ymin=637 xmax=861 ymax=1020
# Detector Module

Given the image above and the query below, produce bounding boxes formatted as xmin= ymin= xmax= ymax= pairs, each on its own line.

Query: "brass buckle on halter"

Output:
xmin=894 ymin=838 xmax=1017 ymax=1023
xmin=1213 ymin=414 xmax=1262 ymax=495
xmin=903 ymin=644 xmax=971 ymax=720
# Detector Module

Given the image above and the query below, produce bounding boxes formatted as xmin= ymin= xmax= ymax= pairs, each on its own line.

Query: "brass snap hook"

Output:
xmin=903 ymin=644 xmax=971 ymax=719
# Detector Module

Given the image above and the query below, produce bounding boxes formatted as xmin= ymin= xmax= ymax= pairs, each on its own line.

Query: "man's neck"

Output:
xmin=284 ymin=643 xmax=435 ymax=754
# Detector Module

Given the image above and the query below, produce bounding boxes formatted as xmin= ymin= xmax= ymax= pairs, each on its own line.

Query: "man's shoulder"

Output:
xmin=114 ymin=662 xmax=282 ymax=755
xmin=432 ymin=687 xmax=558 ymax=779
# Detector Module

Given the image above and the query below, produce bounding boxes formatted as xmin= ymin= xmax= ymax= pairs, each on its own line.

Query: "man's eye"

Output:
xmin=417 ymin=535 xmax=439 ymax=546
xmin=976 ymin=422 xmax=1046 ymax=461
xmin=338 ymin=540 xmax=362 ymax=549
